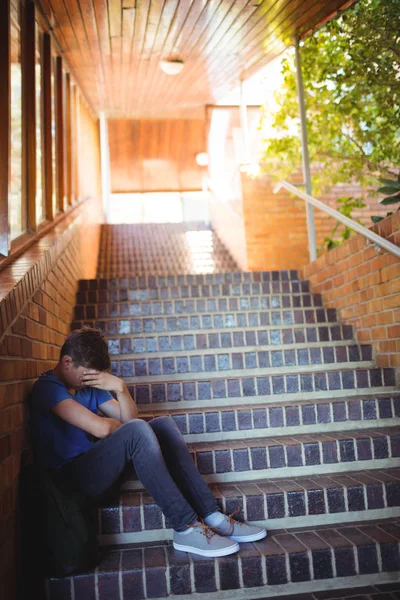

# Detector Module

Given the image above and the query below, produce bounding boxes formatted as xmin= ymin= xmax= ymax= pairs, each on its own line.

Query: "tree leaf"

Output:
xmin=381 ymin=193 xmax=400 ymax=205
xmin=378 ymin=186 xmax=400 ymax=194
xmin=380 ymin=179 xmax=400 ymax=188
xmin=371 ymin=216 xmax=384 ymax=223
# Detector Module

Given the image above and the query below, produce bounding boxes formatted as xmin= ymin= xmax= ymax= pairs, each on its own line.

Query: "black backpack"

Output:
xmin=20 ymin=463 xmax=99 ymax=579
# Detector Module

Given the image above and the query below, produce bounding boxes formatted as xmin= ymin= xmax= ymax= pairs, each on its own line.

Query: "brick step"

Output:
xmin=107 ymin=343 xmax=373 ymax=378
xmin=122 ymin=366 xmax=396 ymax=408
xmin=74 ymin=307 xmax=337 ymax=333
xmin=108 ymin=341 xmax=360 ymax=360
xmin=74 ymin=292 xmax=324 ymax=318
xmin=136 ymin=396 xmax=400 ymax=443
xmin=77 ymin=279 xmax=311 ymax=301
xmin=46 ymin=519 xmax=400 ymax=600
xmin=121 ymin=362 xmax=377 ymax=386
xmin=122 ymin=427 xmax=400 ymax=486
xmin=79 ymin=270 xmax=301 ymax=290
xmin=72 ymin=323 xmax=356 ymax=352
xmin=98 ymin=468 xmax=400 ymax=543
xmin=73 ymin=307 xmax=338 ymax=336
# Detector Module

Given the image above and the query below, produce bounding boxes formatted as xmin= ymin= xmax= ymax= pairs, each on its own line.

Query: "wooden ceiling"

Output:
xmin=35 ymin=0 xmax=355 ymax=118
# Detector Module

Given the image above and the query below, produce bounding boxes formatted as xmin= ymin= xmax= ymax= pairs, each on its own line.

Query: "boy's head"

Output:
xmin=58 ymin=327 xmax=110 ymax=388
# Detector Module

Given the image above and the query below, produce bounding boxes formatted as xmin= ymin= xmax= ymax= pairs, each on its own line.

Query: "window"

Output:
xmin=35 ymin=22 xmax=45 ymax=224
xmin=9 ymin=0 xmax=23 ymax=240
xmin=0 ymin=1 xmax=85 ymax=262
xmin=51 ymin=54 xmax=57 ymax=215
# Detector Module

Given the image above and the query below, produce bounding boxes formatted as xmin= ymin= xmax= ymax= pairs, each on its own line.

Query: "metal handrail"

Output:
xmin=274 ymin=180 xmax=400 ymax=259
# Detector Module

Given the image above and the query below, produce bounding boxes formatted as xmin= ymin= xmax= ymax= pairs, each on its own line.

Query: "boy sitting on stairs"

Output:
xmin=30 ymin=326 xmax=267 ymax=558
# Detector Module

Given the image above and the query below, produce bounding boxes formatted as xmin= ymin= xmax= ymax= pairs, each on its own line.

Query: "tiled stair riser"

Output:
xmin=47 ymin=521 xmax=400 ymax=600
xmin=75 ymin=293 xmax=323 ymax=315
xmin=99 ymin=470 xmax=400 ymax=540
xmin=80 ymin=270 xmax=302 ymax=289
xmin=71 ymin=323 xmax=356 ymax=349
xmin=78 ymin=283 xmax=314 ymax=302
xmin=121 ymin=367 xmax=396 ymax=409
xmin=73 ymin=308 xmax=338 ymax=333
xmin=137 ymin=397 xmax=400 ymax=442
xmin=121 ymin=429 xmax=400 ymax=485
xmin=105 ymin=345 xmax=373 ymax=377
xmin=115 ymin=429 xmax=400 ymax=492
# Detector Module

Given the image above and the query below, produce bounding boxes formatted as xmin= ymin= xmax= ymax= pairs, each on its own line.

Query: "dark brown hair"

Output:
xmin=60 ymin=326 xmax=111 ymax=371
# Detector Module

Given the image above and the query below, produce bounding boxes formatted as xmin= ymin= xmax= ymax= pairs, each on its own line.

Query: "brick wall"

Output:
xmin=241 ymin=171 xmax=391 ymax=271
xmin=301 ymin=212 xmax=400 ymax=370
xmin=0 ymin=198 xmax=103 ymax=599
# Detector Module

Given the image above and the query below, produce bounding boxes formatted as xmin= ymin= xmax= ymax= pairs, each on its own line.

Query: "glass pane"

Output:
xmin=35 ymin=24 xmax=44 ymax=224
xmin=51 ymin=56 xmax=57 ymax=215
xmin=9 ymin=1 xmax=23 ymax=240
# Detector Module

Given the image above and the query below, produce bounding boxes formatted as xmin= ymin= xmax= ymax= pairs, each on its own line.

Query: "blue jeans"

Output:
xmin=60 ymin=416 xmax=219 ymax=532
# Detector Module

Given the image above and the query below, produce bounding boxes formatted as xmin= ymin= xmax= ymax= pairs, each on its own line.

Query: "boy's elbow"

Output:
xmin=96 ymin=418 xmax=111 ymax=439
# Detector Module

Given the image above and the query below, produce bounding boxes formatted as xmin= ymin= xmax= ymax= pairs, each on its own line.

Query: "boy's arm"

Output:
xmin=51 ymin=399 xmax=121 ymax=438
xmin=81 ymin=370 xmax=138 ymax=423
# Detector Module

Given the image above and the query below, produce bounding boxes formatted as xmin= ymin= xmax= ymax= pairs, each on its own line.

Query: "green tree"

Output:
xmin=260 ymin=0 xmax=400 ymax=193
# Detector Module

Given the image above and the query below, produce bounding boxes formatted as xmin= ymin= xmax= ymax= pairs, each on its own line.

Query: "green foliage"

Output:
xmin=371 ymin=172 xmax=400 ymax=223
xmin=321 ymin=196 xmax=366 ymax=252
xmin=260 ymin=0 xmax=400 ymax=194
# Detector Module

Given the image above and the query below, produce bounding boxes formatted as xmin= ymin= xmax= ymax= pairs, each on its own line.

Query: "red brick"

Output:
xmin=6 ymin=337 xmax=22 ymax=357
xmin=11 ymin=317 xmax=25 ymax=336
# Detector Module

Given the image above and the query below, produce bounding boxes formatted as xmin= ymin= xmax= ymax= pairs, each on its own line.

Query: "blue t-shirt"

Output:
xmin=30 ymin=370 xmax=113 ymax=470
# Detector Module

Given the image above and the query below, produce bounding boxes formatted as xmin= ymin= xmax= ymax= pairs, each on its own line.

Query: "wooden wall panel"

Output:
xmin=34 ymin=0 xmax=356 ymax=118
xmin=109 ymin=119 xmax=206 ymax=193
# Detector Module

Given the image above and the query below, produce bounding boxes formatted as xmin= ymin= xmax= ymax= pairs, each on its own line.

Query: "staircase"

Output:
xmin=47 ymin=224 xmax=400 ymax=599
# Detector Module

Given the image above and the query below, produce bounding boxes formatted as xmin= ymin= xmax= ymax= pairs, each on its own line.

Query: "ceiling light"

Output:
xmin=160 ymin=59 xmax=184 ymax=75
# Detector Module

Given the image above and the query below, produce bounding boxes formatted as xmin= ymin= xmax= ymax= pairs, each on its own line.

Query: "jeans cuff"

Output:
xmin=174 ymin=514 xmax=198 ymax=533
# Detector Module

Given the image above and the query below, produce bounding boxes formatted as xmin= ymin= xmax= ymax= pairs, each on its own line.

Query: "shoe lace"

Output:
xmin=189 ymin=519 xmax=216 ymax=543
xmin=227 ymin=506 xmax=243 ymax=524
xmin=225 ymin=506 xmax=244 ymax=534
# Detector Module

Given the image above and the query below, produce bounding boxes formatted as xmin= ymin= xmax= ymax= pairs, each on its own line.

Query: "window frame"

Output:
xmin=0 ymin=0 xmax=84 ymax=266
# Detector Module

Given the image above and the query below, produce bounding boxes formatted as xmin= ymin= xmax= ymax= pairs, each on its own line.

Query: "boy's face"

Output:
xmin=60 ymin=356 xmax=88 ymax=389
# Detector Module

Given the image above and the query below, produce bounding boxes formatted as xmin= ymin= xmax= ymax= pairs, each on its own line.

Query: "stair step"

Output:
xmin=46 ymin=520 xmax=400 ymax=599
xmin=121 ymin=427 xmax=400 ymax=486
xmin=99 ymin=468 xmax=400 ymax=543
xmin=77 ymin=280 xmax=312 ymax=302
xmin=75 ymin=292 xmax=323 ymax=316
xmin=74 ymin=306 xmax=337 ymax=331
xmin=72 ymin=323 xmax=356 ymax=355
xmin=122 ymin=366 xmax=396 ymax=408
xmin=137 ymin=396 xmax=400 ymax=443
xmin=107 ymin=343 xmax=373 ymax=377
xmin=72 ymin=321 xmax=354 ymax=348
xmin=79 ymin=270 xmax=301 ymax=290
xmin=108 ymin=341 xmax=361 ymax=360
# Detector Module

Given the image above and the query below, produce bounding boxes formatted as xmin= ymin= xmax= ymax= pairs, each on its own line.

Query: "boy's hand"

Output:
xmin=81 ymin=370 xmax=126 ymax=394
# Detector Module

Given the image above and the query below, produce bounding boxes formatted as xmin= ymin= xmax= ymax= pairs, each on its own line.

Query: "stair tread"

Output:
xmin=186 ymin=426 xmax=400 ymax=448
xmin=103 ymin=466 xmax=400 ymax=506
xmin=137 ymin=393 xmax=400 ymax=415
xmin=48 ymin=518 xmax=400 ymax=593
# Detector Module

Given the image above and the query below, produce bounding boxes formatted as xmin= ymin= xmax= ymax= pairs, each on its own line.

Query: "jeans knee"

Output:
xmin=149 ymin=415 xmax=177 ymax=433
xmin=120 ymin=419 xmax=156 ymax=449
